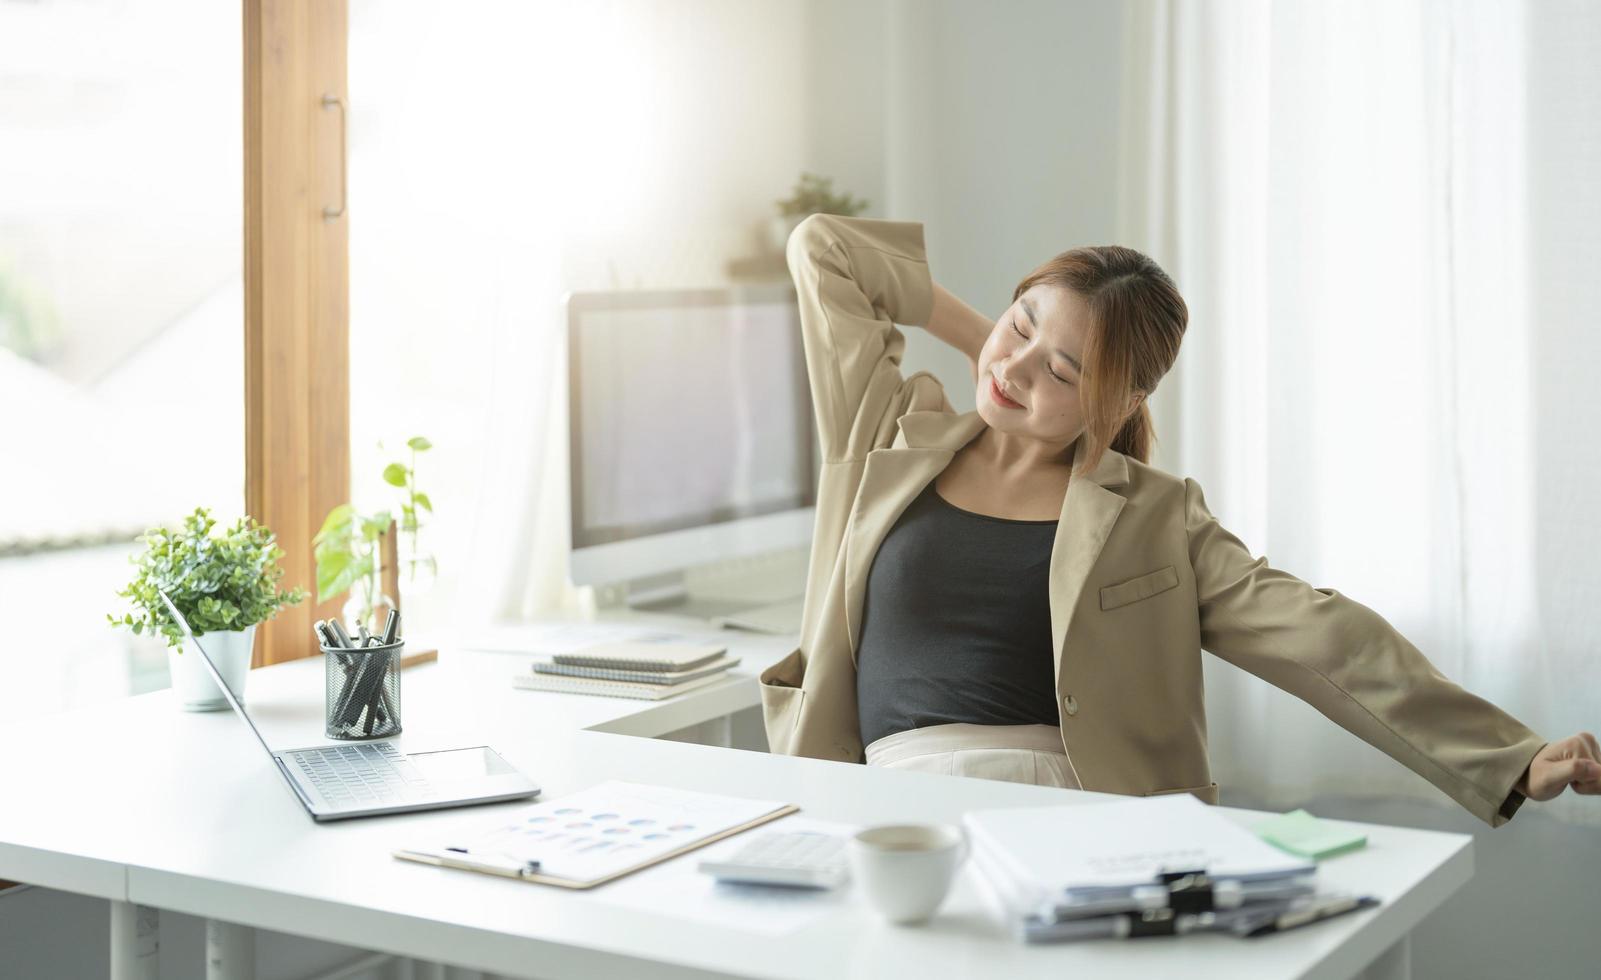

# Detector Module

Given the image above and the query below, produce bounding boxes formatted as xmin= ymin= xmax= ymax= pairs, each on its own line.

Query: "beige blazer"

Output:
xmin=759 ymin=213 xmax=1549 ymax=828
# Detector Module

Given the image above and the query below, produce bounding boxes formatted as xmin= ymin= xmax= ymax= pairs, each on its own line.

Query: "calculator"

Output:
xmin=698 ymin=830 xmax=850 ymax=889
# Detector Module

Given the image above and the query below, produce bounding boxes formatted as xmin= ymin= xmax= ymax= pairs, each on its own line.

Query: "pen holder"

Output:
xmin=323 ymin=640 xmax=403 ymax=740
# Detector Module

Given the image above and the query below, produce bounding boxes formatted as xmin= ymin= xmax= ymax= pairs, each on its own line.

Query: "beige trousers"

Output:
xmin=863 ymin=722 xmax=1082 ymax=790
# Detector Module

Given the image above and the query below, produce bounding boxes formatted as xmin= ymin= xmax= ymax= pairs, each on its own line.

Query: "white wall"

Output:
xmin=880 ymin=0 xmax=1130 ymax=412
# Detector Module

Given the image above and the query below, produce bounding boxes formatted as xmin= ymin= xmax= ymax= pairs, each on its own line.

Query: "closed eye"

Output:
xmin=1013 ymin=321 xmax=1075 ymax=384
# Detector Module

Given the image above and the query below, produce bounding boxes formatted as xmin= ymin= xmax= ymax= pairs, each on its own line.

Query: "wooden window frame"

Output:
xmin=243 ymin=0 xmax=349 ymax=666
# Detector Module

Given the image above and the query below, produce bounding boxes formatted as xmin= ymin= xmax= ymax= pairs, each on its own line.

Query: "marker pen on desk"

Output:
xmin=440 ymin=847 xmax=542 ymax=877
xmin=1234 ymin=895 xmax=1379 ymax=938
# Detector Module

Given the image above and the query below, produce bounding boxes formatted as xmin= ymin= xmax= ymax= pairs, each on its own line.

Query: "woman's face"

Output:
xmin=974 ymin=284 xmax=1096 ymax=450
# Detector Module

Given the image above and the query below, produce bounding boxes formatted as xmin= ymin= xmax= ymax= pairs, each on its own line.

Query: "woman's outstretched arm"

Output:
xmin=1183 ymin=476 xmax=1554 ymax=827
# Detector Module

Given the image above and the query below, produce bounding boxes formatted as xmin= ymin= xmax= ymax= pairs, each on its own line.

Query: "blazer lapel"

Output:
xmin=841 ymin=411 xmax=985 ymax=666
xmin=839 ymin=409 xmax=1131 ymax=679
xmin=1048 ymin=436 xmax=1129 ymax=685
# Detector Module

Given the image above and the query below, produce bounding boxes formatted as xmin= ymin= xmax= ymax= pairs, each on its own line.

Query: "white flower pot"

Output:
xmin=167 ymin=624 xmax=257 ymax=711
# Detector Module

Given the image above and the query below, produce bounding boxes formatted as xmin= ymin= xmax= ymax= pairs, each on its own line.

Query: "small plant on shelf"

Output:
xmin=775 ymin=171 xmax=871 ymax=218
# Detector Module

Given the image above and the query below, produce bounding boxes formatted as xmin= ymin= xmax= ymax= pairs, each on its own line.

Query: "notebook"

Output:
xmin=533 ymin=653 xmax=741 ymax=684
xmin=394 ymin=780 xmax=799 ymax=889
xmin=553 ymin=640 xmax=729 ymax=672
xmin=511 ymin=669 xmax=737 ymax=700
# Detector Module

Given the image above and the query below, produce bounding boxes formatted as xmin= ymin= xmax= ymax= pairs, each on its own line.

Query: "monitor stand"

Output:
xmin=597 ymin=549 xmax=809 ymax=623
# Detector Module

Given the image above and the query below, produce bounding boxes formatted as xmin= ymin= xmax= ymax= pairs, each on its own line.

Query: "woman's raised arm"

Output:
xmin=926 ymin=281 xmax=993 ymax=385
xmin=785 ymin=214 xmax=936 ymax=463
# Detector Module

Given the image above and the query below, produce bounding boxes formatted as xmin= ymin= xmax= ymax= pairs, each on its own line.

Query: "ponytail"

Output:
xmin=1110 ymin=399 xmax=1156 ymax=464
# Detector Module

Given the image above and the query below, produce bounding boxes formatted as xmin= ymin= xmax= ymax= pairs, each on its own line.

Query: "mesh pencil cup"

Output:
xmin=322 ymin=639 xmax=403 ymax=740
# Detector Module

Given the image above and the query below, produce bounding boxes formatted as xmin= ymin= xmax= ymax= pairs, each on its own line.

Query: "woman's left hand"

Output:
xmin=1515 ymin=732 xmax=1601 ymax=801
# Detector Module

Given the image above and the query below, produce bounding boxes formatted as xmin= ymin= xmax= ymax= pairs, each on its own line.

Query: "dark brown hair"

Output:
xmin=1012 ymin=246 xmax=1188 ymax=472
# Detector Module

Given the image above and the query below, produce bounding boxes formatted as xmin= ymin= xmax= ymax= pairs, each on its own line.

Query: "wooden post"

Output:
xmin=244 ymin=0 xmax=350 ymax=666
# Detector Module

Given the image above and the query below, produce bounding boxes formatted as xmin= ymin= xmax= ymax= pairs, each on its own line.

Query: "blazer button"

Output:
xmin=1063 ymin=694 xmax=1079 ymax=717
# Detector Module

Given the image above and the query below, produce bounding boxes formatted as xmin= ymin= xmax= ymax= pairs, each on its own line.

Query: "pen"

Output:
xmin=381 ymin=608 xmax=400 ymax=645
xmin=328 ymin=618 xmax=355 ymax=649
xmin=437 ymin=847 xmax=542 ymax=877
xmin=1233 ymin=894 xmax=1380 ymax=938
xmin=318 ymin=621 xmax=363 ymax=723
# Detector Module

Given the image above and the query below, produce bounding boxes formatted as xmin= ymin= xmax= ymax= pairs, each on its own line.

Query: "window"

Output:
xmin=0 ymin=0 xmax=244 ymax=721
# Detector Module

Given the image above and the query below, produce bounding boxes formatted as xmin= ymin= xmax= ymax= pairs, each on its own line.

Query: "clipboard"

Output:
xmin=393 ymin=781 xmax=800 ymax=890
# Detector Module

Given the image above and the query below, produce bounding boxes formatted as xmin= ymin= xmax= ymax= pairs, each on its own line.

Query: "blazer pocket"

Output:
xmin=758 ymin=647 xmax=807 ymax=754
xmin=1142 ymin=781 xmax=1220 ymax=806
xmin=1100 ymin=564 xmax=1180 ymax=611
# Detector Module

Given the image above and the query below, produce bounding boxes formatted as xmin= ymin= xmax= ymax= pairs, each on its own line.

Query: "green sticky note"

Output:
xmin=1254 ymin=808 xmax=1368 ymax=860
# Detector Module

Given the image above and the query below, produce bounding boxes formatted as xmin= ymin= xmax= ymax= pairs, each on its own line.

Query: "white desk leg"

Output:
xmin=109 ymin=901 xmax=160 ymax=980
xmin=1359 ymin=934 xmax=1411 ymax=980
xmin=206 ymin=918 xmax=257 ymax=980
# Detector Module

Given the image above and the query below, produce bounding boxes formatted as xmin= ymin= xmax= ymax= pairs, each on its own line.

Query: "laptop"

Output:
xmin=157 ymin=590 xmax=540 ymax=822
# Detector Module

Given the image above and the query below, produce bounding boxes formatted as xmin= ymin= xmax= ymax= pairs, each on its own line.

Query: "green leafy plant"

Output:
xmin=312 ymin=504 xmax=393 ymax=634
xmin=109 ymin=508 xmax=305 ymax=650
xmin=775 ymin=171 xmax=871 ymax=219
xmin=315 ymin=434 xmax=436 ymax=631
xmin=383 ymin=435 xmax=433 ymax=550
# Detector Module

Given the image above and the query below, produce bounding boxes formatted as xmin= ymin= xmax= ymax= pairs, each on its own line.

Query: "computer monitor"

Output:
xmin=564 ymin=283 xmax=820 ymax=607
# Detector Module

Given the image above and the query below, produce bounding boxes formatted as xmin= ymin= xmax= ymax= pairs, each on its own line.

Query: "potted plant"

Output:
xmin=314 ymin=434 xmax=437 ymax=633
xmin=312 ymin=503 xmax=394 ymax=636
xmin=109 ymin=508 xmax=305 ymax=711
xmin=383 ymin=435 xmax=437 ymax=596
xmin=769 ymin=171 xmax=872 ymax=252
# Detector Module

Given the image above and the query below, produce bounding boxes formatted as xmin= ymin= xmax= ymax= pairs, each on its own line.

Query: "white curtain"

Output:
xmin=1120 ymin=0 xmax=1599 ymax=828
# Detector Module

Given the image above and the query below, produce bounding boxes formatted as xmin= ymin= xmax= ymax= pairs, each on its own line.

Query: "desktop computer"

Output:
xmin=563 ymin=283 xmax=820 ymax=633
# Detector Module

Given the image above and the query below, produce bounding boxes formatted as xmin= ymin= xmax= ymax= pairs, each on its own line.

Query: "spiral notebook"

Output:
xmin=394 ymin=780 xmax=798 ymax=889
xmin=511 ymin=670 xmax=737 ymax=700
xmin=532 ymin=653 xmax=741 ymax=684
xmin=551 ymin=640 xmax=729 ymax=672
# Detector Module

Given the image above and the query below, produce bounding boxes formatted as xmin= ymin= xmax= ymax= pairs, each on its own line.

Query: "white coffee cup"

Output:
xmin=848 ymin=823 xmax=969 ymax=925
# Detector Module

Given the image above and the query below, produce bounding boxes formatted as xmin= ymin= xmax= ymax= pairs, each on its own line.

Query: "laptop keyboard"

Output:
xmin=290 ymin=742 xmax=431 ymax=808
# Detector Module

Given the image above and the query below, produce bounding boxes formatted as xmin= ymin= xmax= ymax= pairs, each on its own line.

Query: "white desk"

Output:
xmin=0 ymin=610 xmax=1468 ymax=979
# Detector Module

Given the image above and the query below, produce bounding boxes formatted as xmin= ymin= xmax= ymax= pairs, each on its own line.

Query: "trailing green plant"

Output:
xmin=315 ymin=434 xmax=435 ymax=631
xmin=383 ymin=435 xmax=433 ymax=549
xmin=775 ymin=171 xmax=870 ymax=219
xmin=312 ymin=504 xmax=392 ymax=634
xmin=109 ymin=508 xmax=305 ymax=650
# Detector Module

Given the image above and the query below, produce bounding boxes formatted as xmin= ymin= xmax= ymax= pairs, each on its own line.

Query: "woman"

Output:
xmin=758 ymin=213 xmax=1598 ymax=828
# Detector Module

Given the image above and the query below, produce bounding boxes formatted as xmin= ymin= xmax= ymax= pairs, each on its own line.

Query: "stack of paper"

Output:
xmin=512 ymin=640 xmax=741 ymax=701
xmin=964 ymin=794 xmax=1367 ymax=943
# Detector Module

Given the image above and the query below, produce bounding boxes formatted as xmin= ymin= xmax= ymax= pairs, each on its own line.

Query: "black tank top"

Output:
xmin=855 ymin=480 xmax=1060 ymax=748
